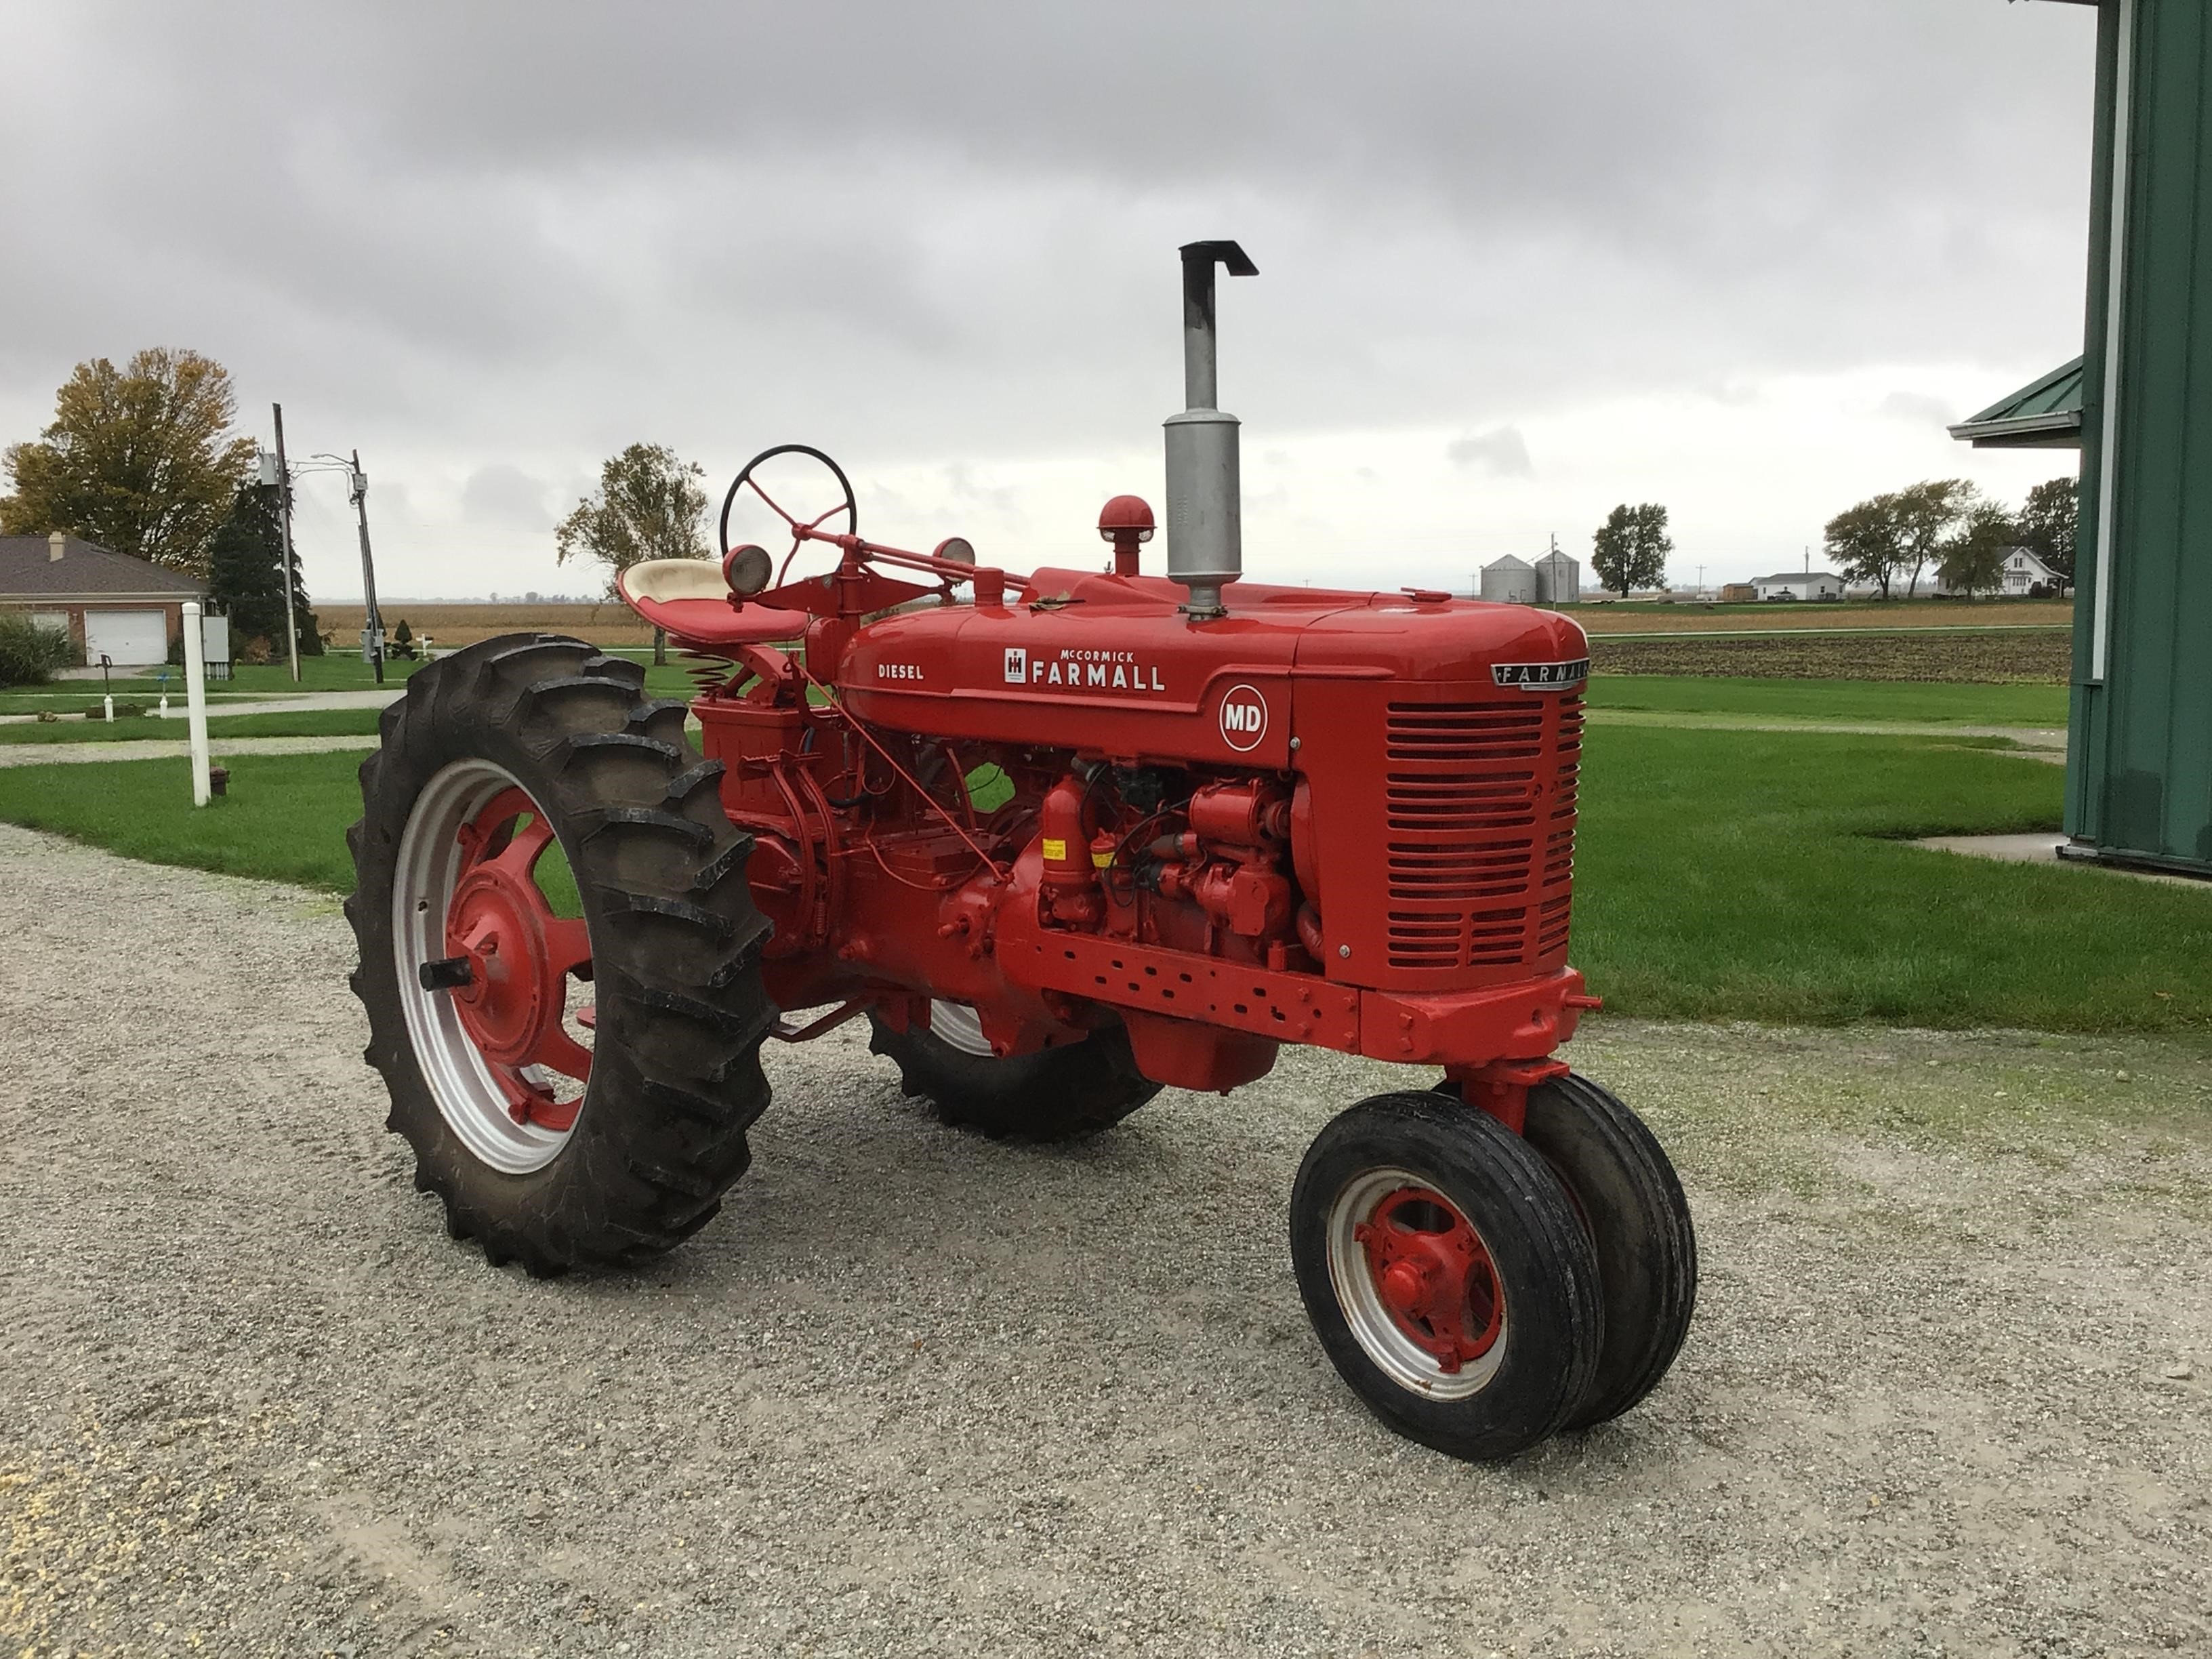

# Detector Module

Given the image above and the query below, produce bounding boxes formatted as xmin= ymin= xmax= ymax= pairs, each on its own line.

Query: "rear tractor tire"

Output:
xmin=1290 ymin=1091 xmax=1602 ymax=1462
xmin=345 ymin=634 xmax=777 ymax=1276
xmin=867 ymin=1002 xmax=1160 ymax=1141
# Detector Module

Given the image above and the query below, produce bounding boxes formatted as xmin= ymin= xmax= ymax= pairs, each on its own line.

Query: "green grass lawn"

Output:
xmin=1572 ymin=727 xmax=2210 ymax=1031
xmin=1584 ymin=676 xmax=2070 ymax=726
xmin=1 ymin=725 xmax=2205 ymax=1035
xmin=217 ymin=654 xmax=432 ymax=695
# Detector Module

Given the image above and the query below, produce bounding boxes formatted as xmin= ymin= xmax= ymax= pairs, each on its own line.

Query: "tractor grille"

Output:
xmin=1382 ymin=695 xmax=1580 ymax=972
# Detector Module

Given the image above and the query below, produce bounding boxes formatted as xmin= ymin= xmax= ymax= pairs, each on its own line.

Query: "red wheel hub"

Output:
xmin=444 ymin=787 xmax=592 ymax=1132
xmin=1353 ymin=1187 xmax=1502 ymax=1373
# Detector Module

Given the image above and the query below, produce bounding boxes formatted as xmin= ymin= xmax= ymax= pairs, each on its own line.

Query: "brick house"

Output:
xmin=0 ymin=531 xmax=207 ymax=665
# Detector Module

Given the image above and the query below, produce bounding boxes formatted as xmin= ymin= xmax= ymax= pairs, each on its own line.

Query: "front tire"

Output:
xmin=867 ymin=1003 xmax=1160 ymax=1141
xmin=1290 ymin=1091 xmax=1601 ymax=1461
xmin=1522 ymin=1073 xmax=1698 ymax=1428
xmin=346 ymin=634 xmax=776 ymax=1275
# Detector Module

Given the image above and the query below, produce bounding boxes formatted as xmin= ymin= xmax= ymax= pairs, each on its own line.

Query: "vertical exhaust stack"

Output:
xmin=1164 ymin=240 xmax=1258 ymax=619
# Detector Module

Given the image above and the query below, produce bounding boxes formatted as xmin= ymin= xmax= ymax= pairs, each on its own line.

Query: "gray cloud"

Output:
xmin=462 ymin=464 xmax=552 ymax=530
xmin=0 ymin=1 xmax=2101 ymax=594
xmin=1877 ymin=390 xmax=1962 ymax=427
xmin=1447 ymin=428 xmax=1534 ymax=478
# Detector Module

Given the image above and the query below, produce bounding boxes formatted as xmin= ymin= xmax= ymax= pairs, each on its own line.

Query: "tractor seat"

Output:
xmin=617 ymin=559 xmax=808 ymax=651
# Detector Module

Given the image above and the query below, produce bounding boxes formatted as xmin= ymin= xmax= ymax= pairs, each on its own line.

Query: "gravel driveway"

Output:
xmin=3 ymin=823 xmax=2207 ymax=1658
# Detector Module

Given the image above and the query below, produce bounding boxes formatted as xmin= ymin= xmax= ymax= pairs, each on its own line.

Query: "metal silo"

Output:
xmin=1479 ymin=554 xmax=1536 ymax=605
xmin=1535 ymin=550 xmax=1580 ymax=607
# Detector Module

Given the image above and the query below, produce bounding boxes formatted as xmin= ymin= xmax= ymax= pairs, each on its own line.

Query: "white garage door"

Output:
xmin=83 ymin=609 xmax=168 ymax=666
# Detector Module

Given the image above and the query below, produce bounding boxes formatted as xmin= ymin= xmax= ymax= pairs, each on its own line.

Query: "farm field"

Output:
xmin=1591 ymin=627 xmax=2069 ymax=682
xmin=1565 ymin=596 xmax=2073 ymax=633
xmin=2 ymin=722 xmax=2204 ymax=1035
xmin=1583 ymin=675 xmax=2068 ymax=727
xmin=321 ymin=602 xmax=653 ymax=647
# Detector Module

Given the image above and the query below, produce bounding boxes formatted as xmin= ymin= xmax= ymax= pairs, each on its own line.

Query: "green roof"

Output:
xmin=1948 ymin=356 xmax=2084 ymax=449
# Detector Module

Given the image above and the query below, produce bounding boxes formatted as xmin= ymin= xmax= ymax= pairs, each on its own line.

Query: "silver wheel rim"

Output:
xmin=392 ymin=758 xmax=577 ymax=1175
xmin=928 ymin=1000 xmax=994 ymax=1057
xmin=1324 ymin=1166 xmax=1508 ymax=1401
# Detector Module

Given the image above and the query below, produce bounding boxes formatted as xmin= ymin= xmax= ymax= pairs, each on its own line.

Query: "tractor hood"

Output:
xmin=840 ymin=567 xmax=1589 ymax=771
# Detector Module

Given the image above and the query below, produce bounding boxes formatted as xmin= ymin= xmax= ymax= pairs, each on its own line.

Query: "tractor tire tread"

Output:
xmin=866 ymin=1013 xmax=1160 ymax=1141
xmin=1523 ymin=1073 xmax=1698 ymax=1429
xmin=344 ymin=632 xmax=775 ymax=1278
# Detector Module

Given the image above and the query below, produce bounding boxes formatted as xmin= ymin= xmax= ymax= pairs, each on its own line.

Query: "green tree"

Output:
xmin=1824 ymin=496 xmax=1903 ymax=598
xmin=1889 ymin=478 xmax=1976 ymax=598
xmin=1824 ymin=479 xmax=1977 ymax=599
xmin=1 ymin=348 xmax=255 ymax=574
xmin=1590 ymin=502 xmax=1673 ymax=598
xmin=555 ymin=443 xmax=709 ymax=665
xmin=2017 ymin=475 xmax=2078 ymax=585
xmin=205 ymin=483 xmax=324 ymax=658
xmin=1936 ymin=501 xmax=2018 ymax=600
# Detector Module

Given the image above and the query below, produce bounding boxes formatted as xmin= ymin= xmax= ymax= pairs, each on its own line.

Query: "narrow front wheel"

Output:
xmin=1290 ymin=1091 xmax=1601 ymax=1461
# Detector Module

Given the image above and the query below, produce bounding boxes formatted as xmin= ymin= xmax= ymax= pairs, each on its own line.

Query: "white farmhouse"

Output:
xmin=1927 ymin=547 xmax=2070 ymax=598
xmin=1750 ymin=571 xmax=1846 ymax=601
xmin=1999 ymin=547 xmax=2065 ymax=594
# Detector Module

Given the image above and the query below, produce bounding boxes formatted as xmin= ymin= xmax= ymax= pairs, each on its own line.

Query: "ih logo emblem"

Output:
xmin=1003 ymin=647 xmax=1027 ymax=684
xmin=1218 ymin=683 xmax=1269 ymax=752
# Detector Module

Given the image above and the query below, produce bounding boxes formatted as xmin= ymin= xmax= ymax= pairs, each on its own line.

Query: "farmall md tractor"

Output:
xmin=347 ymin=243 xmax=1696 ymax=1461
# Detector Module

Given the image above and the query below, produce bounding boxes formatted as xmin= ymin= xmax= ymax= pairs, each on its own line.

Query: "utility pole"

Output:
xmin=351 ymin=449 xmax=385 ymax=685
xmin=271 ymin=403 xmax=302 ymax=683
xmin=1696 ymin=563 xmax=1705 ymax=600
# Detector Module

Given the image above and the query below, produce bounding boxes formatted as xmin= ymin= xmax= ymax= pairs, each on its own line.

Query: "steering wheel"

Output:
xmin=716 ymin=445 xmax=859 ymax=590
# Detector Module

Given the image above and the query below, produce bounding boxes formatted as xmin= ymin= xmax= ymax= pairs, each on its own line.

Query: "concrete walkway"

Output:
xmin=1914 ymin=831 xmax=2212 ymax=889
xmin=0 ymin=688 xmax=403 ymax=726
xmin=0 ymin=734 xmax=380 ymax=769
xmin=1585 ymin=708 xmax=2069 ymax=761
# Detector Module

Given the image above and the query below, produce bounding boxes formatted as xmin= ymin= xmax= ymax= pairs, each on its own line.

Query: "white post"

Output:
xmin=183 ymin=602 xmax=211 ymax=807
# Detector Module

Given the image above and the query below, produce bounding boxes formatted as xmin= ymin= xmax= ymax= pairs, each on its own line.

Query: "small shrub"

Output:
xmin=241 ymin=635 xmax=274 ymax=665
xmin=0 ymin=614 xmax=78 ymax=686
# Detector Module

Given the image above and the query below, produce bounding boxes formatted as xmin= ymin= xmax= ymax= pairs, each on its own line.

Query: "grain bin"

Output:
xmin=1535 ymin=550 xmax=1580 ymax=607
xmin=1479 ymin=554 xmax=1536 ymax=605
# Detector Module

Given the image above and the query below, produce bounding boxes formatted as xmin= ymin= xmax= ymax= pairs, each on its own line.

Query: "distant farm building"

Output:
xmin=1534 ymin=550 xmax=1580 ymax=605
xmin=1927 ymin=547 xmax=2069 ymax=600
xmin=2000 ymin=547 xmax=2066 ymax=595
xmin=1752 ymin=571 xmax=1845 ymax=602
xmin=1479 ymin=555 xmax=1537 ymax=605
xmin=0 ymin=531 xmax=207 ymax=665
xmin=1719 ymin=582 xmax=1757 ymax=602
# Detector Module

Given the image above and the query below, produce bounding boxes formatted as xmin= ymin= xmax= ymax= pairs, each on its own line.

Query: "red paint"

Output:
xmin=444 ymin=787 xmax=590 ymax=1131
xmin=1354 ymin=1187 xmax=1502 ymax=1372
xmin=616 ymin=492 xmax=1594 ymax=1110
xmin=1097 ymin=494 xmax=1155 ymax=578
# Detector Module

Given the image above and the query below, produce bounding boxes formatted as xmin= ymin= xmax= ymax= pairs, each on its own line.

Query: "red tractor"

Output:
xmin=346 ymin=243 xmax=1694 ymax=1461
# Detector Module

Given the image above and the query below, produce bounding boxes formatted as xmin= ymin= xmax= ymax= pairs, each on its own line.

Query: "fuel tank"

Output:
xmin=839 ymin=567 xmax=1589 ymax=771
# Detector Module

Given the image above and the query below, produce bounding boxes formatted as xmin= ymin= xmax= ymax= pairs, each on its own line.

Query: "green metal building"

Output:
xmin=1955 ymin=0 xmax=2212 ymax=877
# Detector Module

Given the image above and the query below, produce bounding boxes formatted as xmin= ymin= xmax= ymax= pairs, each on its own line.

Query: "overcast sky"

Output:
xmin=0 ymin=0 xmax=2099 ymax=600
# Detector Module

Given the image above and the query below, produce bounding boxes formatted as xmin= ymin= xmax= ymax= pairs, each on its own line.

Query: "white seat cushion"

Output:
xmin=621 ymin=559 xmax=728 ymax=602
